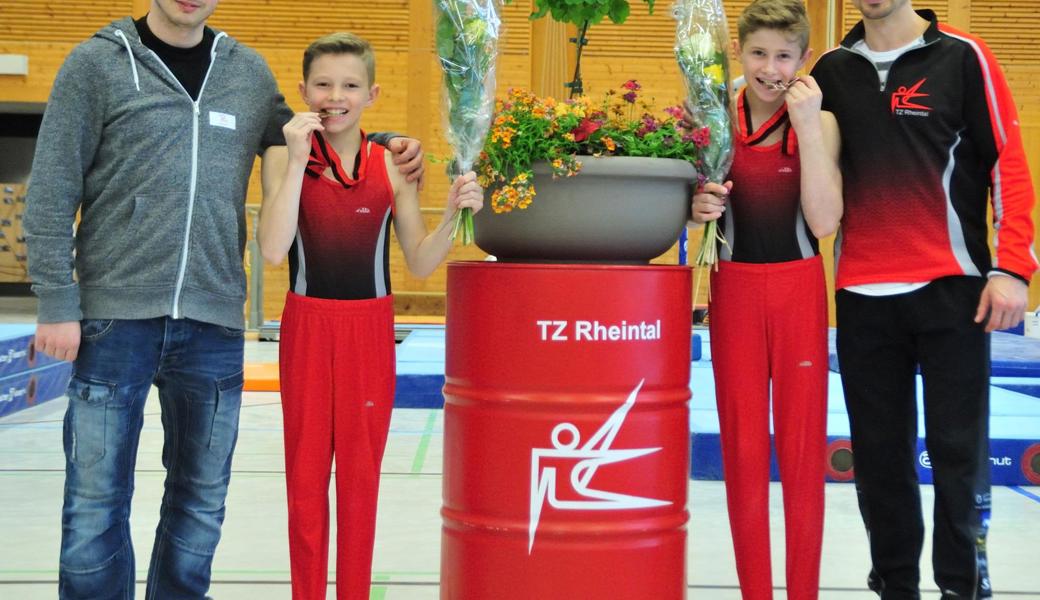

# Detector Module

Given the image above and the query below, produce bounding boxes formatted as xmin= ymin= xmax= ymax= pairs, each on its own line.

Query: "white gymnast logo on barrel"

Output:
xmin=528 ymin=379 xmax=671 ymax=553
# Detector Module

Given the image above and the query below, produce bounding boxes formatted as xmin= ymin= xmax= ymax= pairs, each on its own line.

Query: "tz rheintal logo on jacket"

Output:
xmin=891 ymin=78 xmax=931 ymax=117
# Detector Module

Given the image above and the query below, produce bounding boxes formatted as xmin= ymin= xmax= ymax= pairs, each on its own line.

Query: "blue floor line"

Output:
xmin=1008 ymin=485 xmax=1040 ymax=504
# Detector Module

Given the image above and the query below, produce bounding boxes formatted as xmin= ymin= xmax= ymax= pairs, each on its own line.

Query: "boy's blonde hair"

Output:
xmin=303 ymin=32 xmax=376 ymax=84
xmin=737 ymin=0 xmax=811 ymax=53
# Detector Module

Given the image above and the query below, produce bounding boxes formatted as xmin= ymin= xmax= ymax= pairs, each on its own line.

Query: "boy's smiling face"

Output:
xmin=736 ymin=28 xmax=810 ymax=103
xmin=300 ymin=53 xmax=379 ymax=135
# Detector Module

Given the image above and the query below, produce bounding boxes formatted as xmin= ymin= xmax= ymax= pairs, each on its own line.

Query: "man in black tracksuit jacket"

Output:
xmin=811 ymin=0 xmax=1036 ymax=598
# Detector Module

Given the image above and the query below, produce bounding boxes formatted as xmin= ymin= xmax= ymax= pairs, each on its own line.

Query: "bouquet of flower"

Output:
xmin=478 ymin=81 xmax=707 ymax=213
xmin=673 ymin=0 xmax=734 ymax=275
xmin=435 ymin=0 xmax=502 ymax=244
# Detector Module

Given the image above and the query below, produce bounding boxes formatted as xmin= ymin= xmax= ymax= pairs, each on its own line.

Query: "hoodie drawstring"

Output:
xmin=114 ymin=30 xmax=141 ymax=92
xmin=211 ymin=31 xmax=227 ymax=58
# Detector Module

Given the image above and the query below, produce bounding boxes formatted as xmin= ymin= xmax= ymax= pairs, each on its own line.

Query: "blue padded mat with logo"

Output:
xmin=827 ymin=329 xmax=1040 ymax=378
xmin=0 ymin=324 xmax=72 ymax=418
xmin=395 ymin=326 xmax=1040 ymax=486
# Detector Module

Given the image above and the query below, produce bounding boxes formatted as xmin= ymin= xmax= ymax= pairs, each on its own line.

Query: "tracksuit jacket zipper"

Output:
xmin=839 ymin=36 xmax=940 ymax=96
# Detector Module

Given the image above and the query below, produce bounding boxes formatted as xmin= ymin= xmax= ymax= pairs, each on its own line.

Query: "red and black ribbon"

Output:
xmin=305 ymin=130 xmax=367 ymax=188
xmin=737 ymin=89 xmax=797 ymax=155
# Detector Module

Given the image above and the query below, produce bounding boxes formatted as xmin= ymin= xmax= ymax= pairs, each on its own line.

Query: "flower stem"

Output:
xmin=450 ymin=207 xmax=474 ymax=245
xmin=691 ymin=220 xmax=729 ymax=306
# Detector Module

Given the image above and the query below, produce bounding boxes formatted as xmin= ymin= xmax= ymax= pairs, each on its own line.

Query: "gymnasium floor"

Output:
xmin=1 ymin=297 xmax=1038 ymax=599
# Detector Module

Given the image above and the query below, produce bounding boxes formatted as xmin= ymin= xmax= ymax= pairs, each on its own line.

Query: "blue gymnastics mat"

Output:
xmin=826 ymin=329 xmax=1040 ymax=379
xmin=395 ymin=325 xmax=1040 ymax=486
xmin=0 ymin=324 xmax=73 ymax=419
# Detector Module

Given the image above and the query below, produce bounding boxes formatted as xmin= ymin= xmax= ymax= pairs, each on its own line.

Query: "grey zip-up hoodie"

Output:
xmin=25 ymin=18 xmax=292 ymax=330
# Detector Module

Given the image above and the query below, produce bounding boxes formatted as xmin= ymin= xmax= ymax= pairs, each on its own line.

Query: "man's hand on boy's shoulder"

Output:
xmin=387 ymin=137 xmax=425 ymax=188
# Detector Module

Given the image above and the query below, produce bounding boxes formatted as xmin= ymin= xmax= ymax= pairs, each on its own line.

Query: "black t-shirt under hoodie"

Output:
xmin=134 ymin=16 xmax=215 ymax=100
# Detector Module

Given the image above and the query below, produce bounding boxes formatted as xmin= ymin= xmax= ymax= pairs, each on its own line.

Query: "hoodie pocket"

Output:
xmin=185 ymin=195 xmax=246 ymax=300
xmin=78 ymin=193 xmax=187 ymax=287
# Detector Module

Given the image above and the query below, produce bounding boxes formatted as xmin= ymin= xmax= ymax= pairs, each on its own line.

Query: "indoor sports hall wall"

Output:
xmin=1 ymin=0 xmax=1038 ymax=320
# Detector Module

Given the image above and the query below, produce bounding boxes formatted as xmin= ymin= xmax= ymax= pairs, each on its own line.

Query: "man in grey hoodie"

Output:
xmin=24 ymin=1 xmax=424 ymax=598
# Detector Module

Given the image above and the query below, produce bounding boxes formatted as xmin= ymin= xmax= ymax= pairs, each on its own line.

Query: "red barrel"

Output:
xmin=442 ymin=262 xmax=691 ymax=599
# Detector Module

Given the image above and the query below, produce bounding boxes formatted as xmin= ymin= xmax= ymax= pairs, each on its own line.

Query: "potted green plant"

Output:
xmin=464 ymin=0 xmax=737 ymax=264
xmin=473 ymin=82 xmax=703 ymax=262
xmin=470 ymin=0 xmax=713 ymax=263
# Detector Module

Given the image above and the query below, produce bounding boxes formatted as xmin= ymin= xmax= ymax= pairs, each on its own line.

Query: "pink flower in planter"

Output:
xmin=571 ymin=118 xmax=603 ymax=142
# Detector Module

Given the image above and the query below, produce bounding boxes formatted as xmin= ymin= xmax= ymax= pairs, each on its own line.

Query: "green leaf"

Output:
xmin=608 ymin=0 xmax=629 ymax=24
xmin=519 ymin=0 xmax=655 ymax=26
xmin=435 ymin=13 xmax=458 ymax=59
xmin=529 ymin=0 xmax=550 ymax=19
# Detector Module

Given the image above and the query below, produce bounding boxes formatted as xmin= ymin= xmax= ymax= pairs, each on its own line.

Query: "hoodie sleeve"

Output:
xmin=24 ymin=44 xmax=106 ymax=323
xmin=952 ymin=28 xmax=1038 ymax=282
xmin=368 ymin=132 xmax=402 ymax=147
xmin=258 ymin=60 xmax=292 ymax=153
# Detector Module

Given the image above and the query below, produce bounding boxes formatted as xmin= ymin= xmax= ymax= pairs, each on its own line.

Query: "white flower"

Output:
xmin=690 ymin=32 xmax=716 ymax=60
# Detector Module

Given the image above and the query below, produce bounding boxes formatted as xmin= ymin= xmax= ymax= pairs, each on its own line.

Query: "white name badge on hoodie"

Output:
xmin=209 ymin=111 xmax=237 ymax=130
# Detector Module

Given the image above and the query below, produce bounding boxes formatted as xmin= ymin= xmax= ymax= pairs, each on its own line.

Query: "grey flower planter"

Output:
xmin=474 ymin=156 xmax=697 ymax=264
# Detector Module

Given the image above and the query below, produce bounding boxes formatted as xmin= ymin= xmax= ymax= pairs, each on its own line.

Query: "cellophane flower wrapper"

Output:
xmin=673 ymin=0 xmax=735 ymax=274
xmin=435 ymin=0 xmax=501 ymax=244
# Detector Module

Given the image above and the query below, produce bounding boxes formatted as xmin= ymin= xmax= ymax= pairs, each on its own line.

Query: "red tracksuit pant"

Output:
xmin=280 ymin=291 xmax=396 ymax=600
xmin=709 ymin=256 xmax=828 ymax=600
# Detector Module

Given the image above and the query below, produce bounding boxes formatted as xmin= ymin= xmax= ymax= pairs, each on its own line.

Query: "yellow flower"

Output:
xmin=704 ymin=64 xmax=725 ymax=86
xmin=478 ymin=80 xmax=701 ymax=214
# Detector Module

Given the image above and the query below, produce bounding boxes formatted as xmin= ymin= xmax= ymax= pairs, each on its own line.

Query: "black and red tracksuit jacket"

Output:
xmin=811 ymin=10 xmax=1037 ymax=289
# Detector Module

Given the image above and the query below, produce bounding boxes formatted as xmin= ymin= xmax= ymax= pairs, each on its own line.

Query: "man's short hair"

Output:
xmin=303 ymin=32 xmax=376 ymax=84
xmin=738 ymin=0 xmax=811 ymax=53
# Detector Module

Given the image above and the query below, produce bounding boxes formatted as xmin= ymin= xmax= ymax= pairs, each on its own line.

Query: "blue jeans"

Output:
xmin=59 ymin=318 xmax=244 ymax=600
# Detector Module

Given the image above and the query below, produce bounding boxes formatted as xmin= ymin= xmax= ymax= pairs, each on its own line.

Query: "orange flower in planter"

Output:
xmin=478 ymin=81 xmax=707 ymax=214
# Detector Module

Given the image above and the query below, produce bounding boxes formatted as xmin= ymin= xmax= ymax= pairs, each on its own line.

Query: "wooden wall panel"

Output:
xmin=972 ymin=2 xmax=1040 ymax=129
xmin=0 ymin=42 xmax=74 ymax=103
xmin=842 ymin=0 xmax=949 ymax=34
xmin=584 ymin=0 xmax=753 ymax=59
xmin=3 ymin=0 xmax=1039 ymax=320
xmin=500 ymin=0 xmax=535 ymax=54
xmin=0 ymin=2 xmax=132 ymax=42
xmin=971 ymin=0 xmax=1040 ymax=66
xmin=207 ymin=0 xmax=410 ymax=49
xmin=584 ymin=0 xmax=831 ymax=65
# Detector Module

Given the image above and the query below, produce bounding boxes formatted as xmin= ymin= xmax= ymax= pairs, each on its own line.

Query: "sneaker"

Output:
xmin=868 ymin=568 xmax=883 ymax=595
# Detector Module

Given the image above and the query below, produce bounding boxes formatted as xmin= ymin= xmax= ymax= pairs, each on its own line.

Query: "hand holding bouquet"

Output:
xmin=673 ymin=0 xmax=735 ymax=272
xmin=435 ymin=0 xmax=502 ymax=244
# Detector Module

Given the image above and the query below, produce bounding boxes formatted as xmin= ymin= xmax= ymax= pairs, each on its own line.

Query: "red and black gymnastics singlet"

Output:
xmin=289 ymin=131 xmax=395 ymax=300
xmin=718 ymin=90 xmax=818 ymax=263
